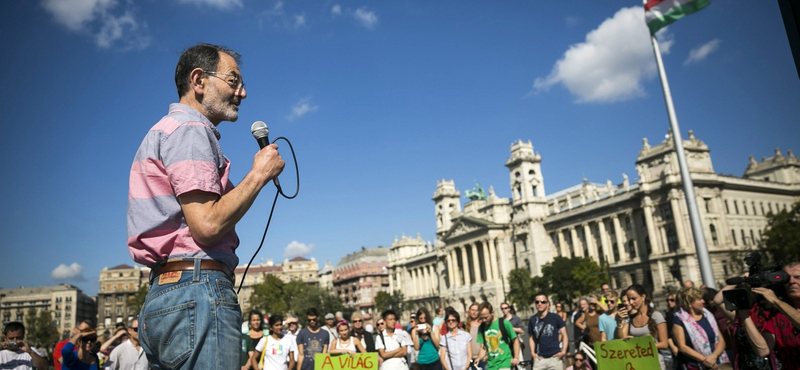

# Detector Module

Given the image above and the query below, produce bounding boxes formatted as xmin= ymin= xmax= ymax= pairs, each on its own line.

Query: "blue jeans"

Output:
xmin=138 ymin=259 xmax=241 ymax=370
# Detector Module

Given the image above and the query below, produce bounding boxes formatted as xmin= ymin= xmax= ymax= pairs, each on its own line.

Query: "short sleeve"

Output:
xmin=255 ymin=337 xmax=266 ymax=352
xmin=651 ymin=311 xmax=666 ymax=325
xmin=504 ymin=320 xmax=517 ymax=340
xmin=375 ymin=335 xmax=385 ymax=350
xmin=162 ymin=123 xmax=223 ymax=197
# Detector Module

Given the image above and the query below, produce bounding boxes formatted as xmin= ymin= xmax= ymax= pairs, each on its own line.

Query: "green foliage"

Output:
xmin=23 ymin=308 xmax=59 ymax=348
xmin=374 ymin=290 xmax=406 ymax=315
xmin=761 ymin=201 xmax=800 ymax=265
xmin=247 ymin=274 xmax=346 ymax=326
xmin=531 ymin=256 xmax=605 ymax=304
xmin=126 ymin=284 xmax=149 ymax=317
xmin=506 ymin=268 xmax=536 ymax=308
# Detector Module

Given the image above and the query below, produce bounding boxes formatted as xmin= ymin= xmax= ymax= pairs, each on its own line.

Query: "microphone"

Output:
xmin=251 ymin=121 xmax=280 ymax=188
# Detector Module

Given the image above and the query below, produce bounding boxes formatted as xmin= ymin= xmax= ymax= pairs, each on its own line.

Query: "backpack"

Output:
xmin=479 ymin=317 xmax=513 ymax=348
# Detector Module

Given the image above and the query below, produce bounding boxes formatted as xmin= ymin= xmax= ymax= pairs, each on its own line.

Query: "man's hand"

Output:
xmin=510 ymin=358 xmax=519 ymax=366
xmin=555 ymin=351 xmax=566 ymax=359
xmin=752 ymin=287 xmax=780 ymax=305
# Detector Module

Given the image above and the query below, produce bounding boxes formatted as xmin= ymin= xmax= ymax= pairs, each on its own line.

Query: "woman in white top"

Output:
xmin=253 ymin=315 xmax=297 ymax=370
xmin=438 ymin=310 xmax=472 ymax=370
xmin=329 ymin=321 xmax=366 ymax=356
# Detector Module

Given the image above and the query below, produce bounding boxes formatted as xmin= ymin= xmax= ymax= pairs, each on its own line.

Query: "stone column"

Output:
xmin=642 ymin=197 xmax=659 ymax=254
xmin=597 ymin=219 xmax=613 ymax=263
xmin=627 ymin=212 xmax=639 ymax=260
xmin=471 ymin=243 xmax=482 ymax=283
xmin=460 ymin=246 xmax=472 ymax=286
xmin=488 ymin=238 xmax=500 ymax=281
xmin=570 ymin=227 xmax=583 ymax=257
xmin=670 ymin=196 xmax=689 ymax=251
xmin=612 ymin=215 xmax=625 ymax=262
xmin=557 ymin=230 xmax=568 ymax=257
xmin=446 ymin=252 xmax=455 ymax=288
xmin=583 ymin=224 xmax=598 ymax=261
xmin=482 ymin=240 xmax=494 ymax=281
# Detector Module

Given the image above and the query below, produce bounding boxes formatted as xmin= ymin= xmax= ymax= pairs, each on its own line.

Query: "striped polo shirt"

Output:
xmin=127 ymin=103 xmax=239 ymax=271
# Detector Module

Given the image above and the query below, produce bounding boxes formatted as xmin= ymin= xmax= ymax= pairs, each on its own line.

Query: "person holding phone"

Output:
xmin=412 ymin=308 xmax=442 ymax=370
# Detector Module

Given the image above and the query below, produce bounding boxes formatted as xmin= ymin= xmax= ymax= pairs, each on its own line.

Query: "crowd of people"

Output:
xmin=1 ymin=261 xmax=797 ymax=370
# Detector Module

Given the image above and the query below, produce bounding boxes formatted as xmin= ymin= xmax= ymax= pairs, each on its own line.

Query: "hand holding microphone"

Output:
xmin=251 ymin=120 xmax=284 ymax=188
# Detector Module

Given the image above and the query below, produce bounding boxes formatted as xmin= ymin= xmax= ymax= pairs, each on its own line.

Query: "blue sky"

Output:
xmin=1 ymin=0 xmax=797 ymax=296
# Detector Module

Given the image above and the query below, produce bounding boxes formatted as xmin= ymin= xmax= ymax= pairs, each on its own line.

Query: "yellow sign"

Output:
xmin=314 ymin=353 xmax=379 ymax=370
xmin=594 ymin=336 xmax=660 ymax=370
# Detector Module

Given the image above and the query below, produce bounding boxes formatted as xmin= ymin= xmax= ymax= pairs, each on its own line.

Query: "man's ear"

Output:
xmin=189 ymin=68 xmax=205 ymax=97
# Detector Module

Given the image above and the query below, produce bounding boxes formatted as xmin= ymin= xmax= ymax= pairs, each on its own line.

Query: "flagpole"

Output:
xmin=645 ymin=0 xmax=716 ymax=289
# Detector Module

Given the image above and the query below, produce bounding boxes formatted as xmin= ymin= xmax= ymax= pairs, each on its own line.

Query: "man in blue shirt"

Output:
xmin=528 ymin=294 xmax=568 ymax=370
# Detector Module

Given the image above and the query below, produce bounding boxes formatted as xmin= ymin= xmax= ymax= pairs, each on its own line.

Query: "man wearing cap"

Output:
xmin=321 ymin=313 xmax=338 ymax=343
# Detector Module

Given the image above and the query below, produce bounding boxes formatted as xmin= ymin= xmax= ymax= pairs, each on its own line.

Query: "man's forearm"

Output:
xmin=774 ymin=300 xmax=800 ymax=330
xmin=30 ymin=350 xmax=49 ymax=370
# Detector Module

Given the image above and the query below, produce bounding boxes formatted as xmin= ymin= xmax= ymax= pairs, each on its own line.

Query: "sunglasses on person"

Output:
xmin=575 ymin=357 xmax=585 ymax=362
xmin=501 ymin=306 xmax=510 ymax=310
xmin=446 ymin=319 xmax=458 ymax=323
xmin=353 ymin=319 xmax=362 ymax=323
xmin=377 ymin=322 xmax=385 ymax=326
xmin=668 ymin=298 xmax=675 ymax=302
xmin=535 ymin=300 xmax=548 ymax=305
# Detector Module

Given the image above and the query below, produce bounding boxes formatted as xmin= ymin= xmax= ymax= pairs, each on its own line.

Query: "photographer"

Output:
xmin=721 ymin=261 xmax=800 ymax=369
xmin=0 ymin=322 xmax=49 ymax=370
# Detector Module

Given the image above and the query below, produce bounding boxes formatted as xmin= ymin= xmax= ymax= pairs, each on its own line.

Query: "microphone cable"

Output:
xmin=237 ymin=136 xmax=299 ymax=294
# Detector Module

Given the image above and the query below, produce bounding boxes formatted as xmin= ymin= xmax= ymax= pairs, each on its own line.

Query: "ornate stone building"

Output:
xmin=1 ymin=284 xmax=96 ymax=339
xmin=97 ymin=264 xmax=149 ymax=335
xmin=333 ymin=247 xmax=389 ymax=315
xmin=388 ymin=130 xmax=799 ymax=313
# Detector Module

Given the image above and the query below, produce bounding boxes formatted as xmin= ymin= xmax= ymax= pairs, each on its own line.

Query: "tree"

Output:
xmin=534 ymin=256 xmax=605 ymax=304
xmin=248 ymin=274 xmax=290 ymax=316
xmin=761 ymin=201 xmax=800 ymax=265
xmin=374 ymin=290 xmax=406 ymax=315
xmin=506 ymin=268 xmax=536 ymax=309
xmin=23 ymin=308 xmax=59 ymax=348
xmin=126 ymin=284 xmax=149 ymax=317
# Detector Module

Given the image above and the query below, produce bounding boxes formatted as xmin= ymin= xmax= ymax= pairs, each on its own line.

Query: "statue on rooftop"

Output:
xmin=465 ymin=180 xmax=488 ymax=201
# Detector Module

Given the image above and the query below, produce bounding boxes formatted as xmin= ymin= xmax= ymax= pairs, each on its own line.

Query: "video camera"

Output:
xmin=722 ymin=252 xmax=788 ymax=311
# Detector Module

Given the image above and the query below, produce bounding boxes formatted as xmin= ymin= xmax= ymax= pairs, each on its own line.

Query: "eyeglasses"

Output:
xmin=667 ymin=298 xmax=675 ymax=302
xmin=353 ymin=320 xmax=362 ymax=323
xmin=307 ymin=318 xmax=317 ymax=322
xmin=377 ymin=322 xmax=385 ymax=326
xmin=287 ymin=322 xmax=298 ymax=325
xmin=446 ymin=319 xmax=458 ymax=323
xmin=535 ymin=300 xmax=548 ymax=305
xmin=203 ymin=70 xmax=245 ymax=90
xmin=501 ymin=306 xmax=510 ymax=310
xmin=575 ymin=358 xmax=584 ymax=362
xmin=130 ymin=327 xmax=138 ymax=332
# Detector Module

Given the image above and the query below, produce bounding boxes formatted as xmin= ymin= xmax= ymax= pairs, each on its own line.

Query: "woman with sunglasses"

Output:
xmin=61 ymin=328 xmax=99 ymax=370
xmin=555 ymin=303 xmax=568 ymax=322
xmin=350 ymin=312 xmax=376 ymax=352
xmin=565 ymin=352 xmax=592 ymax=370
xmin=439 ymin=310 xmax=472 ymax=370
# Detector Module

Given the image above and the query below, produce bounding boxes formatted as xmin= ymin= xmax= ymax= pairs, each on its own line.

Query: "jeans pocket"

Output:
xmin=143 ymin=301 xmax=196 ymax=368
xmin=215 ymin=278 xmax=238 ymax=306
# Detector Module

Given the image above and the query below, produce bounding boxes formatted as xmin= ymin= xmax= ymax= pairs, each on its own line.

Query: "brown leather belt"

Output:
xmin=151 ymin=260 xmax=233 ymax=281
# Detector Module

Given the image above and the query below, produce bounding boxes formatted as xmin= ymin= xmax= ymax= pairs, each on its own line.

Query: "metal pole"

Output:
xmin=647 ymin=16 xmax=717 ymax=289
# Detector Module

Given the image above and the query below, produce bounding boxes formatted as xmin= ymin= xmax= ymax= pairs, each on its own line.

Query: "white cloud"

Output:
xmin=176 ymin=0 xmax=242 ymax=9
xmin=283 ymin=241 xmax=315 ymax=258
xmin=294 ymin=14 xmax=306 ymax=28
xmin=683 ymin=38 xmax=721 ymax=66
xmin=40 ymin=0 xmax=150 ymax=49
xmin=287 ymin=97 xmax=319 ymax=121
xmin=566 ymin=16 xmax=580 ymax=27
xmin=532 ymin=6 xmax=673 ymax=104
xmin=51 ymin=263 xmax=86 ymax=282
xmin=331 ymin=4 xmax=341 ymax=16
xmin=353 ymin=7 xmax=378 ymax=29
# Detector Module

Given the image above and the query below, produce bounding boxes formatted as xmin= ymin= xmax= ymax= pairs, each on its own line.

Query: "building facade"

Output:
xmin=388 ymin=131 xmax=799 ymax=312
xmin=0 ymin=284 xmax=96 ymax=339
xmin=96 ymin=264 xmax=150 ymax=335
xmin=234 ymin=257 xmax=320 ymax=312
xmin=333 ymin=247 xmax=389 ymax=315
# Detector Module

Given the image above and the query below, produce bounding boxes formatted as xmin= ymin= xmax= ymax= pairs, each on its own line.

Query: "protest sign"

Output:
xmin=594 ymin=336 xmax=659 ymax=370
xmin=315 ymin=353 xmax=379 ymax=370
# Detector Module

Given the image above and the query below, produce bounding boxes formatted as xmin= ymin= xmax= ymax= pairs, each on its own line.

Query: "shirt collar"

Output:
xmin=168 ymin=103 xmax=221 ymax=140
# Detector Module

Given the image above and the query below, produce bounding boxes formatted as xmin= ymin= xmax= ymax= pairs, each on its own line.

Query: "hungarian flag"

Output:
xmin=645 ymin=0 xmax=711 ymax=35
